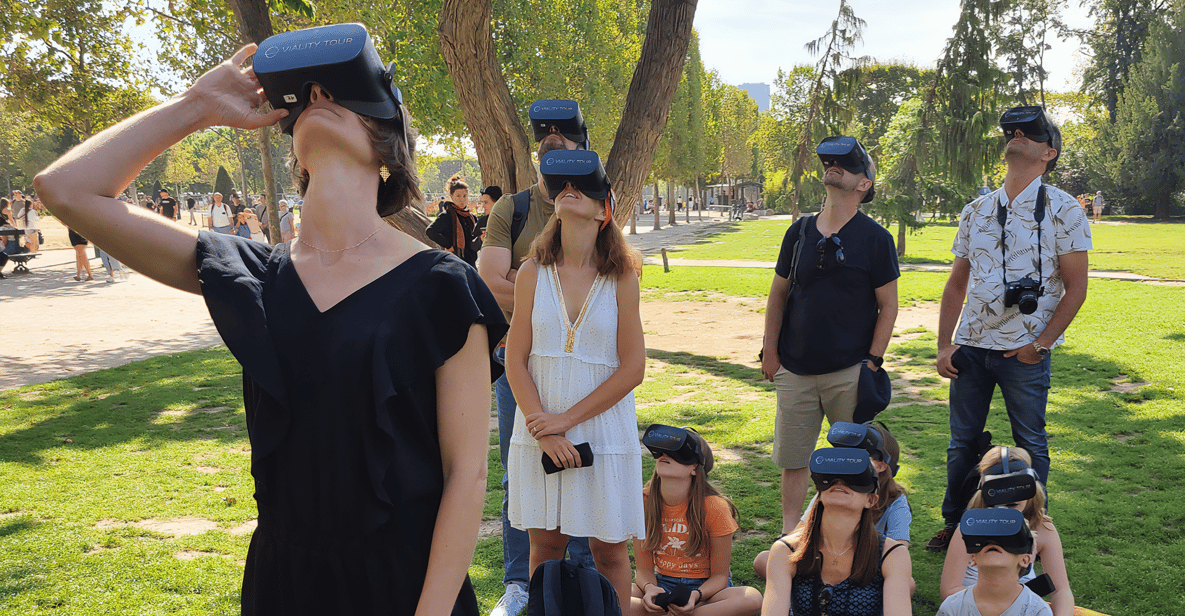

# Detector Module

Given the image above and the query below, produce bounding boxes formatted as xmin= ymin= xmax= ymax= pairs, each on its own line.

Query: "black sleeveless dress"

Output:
xmin=196 ymin=232 xmax=508 ymax=615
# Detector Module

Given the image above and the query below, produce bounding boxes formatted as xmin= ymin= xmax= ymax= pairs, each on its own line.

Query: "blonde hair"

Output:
xmin=967 ymin=446 xmax=1053 ymax=532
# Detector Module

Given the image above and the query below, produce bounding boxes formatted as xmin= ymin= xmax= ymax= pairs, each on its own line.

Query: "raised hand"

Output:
xmin=186 ymin=44 xmax=288 ymax=131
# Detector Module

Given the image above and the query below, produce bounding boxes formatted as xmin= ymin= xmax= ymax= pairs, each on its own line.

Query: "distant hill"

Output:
xmin=739 ymin=83 xmax=771 ymax=113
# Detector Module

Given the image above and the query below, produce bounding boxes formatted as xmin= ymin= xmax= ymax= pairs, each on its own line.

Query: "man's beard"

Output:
xmin=537 ymin=137 xmax=566 ymax=158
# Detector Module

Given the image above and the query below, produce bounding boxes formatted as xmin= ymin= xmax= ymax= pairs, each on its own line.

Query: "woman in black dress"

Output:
xmin=34 ymin=42 xmax=506 ymax=615
xmin=68 ymin=227 xmax=93 ymax=281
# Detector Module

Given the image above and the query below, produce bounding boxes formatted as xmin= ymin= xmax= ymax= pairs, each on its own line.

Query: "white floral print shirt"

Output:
xmin=952 ymin=177 xmax=1092 ymax=350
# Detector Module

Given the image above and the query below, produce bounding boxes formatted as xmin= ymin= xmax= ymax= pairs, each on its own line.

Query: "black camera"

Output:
xmin=1003 ymin=276 xmax=1043 ymax=315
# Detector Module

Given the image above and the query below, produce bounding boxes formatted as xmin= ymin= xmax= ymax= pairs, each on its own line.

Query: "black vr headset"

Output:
xmin=978 ymin=446 xmax=1040 ymax=507
xmin=642 ymin=424 xmax=706 ymax=469
xmin=960 ymin=507 xmax=1033 ymax=555
xmin=253 ymin=23 xmax=405 ymax=137
xmin=539 ymin=150 xmax=612 ymax=204
xmin=827 ymin=421 xmax=897 ymax=477
xmin=529 ymin=99 xmax=589 ymax=149
xmin=816 ymin=136 xmax=876 ymax=203
xmin=999 ymin=105 xmax=1061 ymax=170
xmin=809 ymin=447 xmax=879 ymax=494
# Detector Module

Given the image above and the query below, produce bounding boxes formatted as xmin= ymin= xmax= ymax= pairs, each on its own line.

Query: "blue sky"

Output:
xmin=692 ymin=0 xmax=1095 ymax=93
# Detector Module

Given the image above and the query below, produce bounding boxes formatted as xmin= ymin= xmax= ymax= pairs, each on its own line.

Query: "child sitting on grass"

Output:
xmin=941 ymin=446 xmax=1073 ymax=616
xmin=632 ymin=425 xmax=762 ymax=616
xmin=938 ymin=508 xmax=1052 ymax=616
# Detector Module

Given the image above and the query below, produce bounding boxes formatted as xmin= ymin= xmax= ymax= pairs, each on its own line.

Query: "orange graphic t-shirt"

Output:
xmin=649 ymin=494 xmax=738 ymax=579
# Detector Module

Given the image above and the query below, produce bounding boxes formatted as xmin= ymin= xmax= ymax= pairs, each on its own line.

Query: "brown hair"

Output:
xmin=967 ymin=446 xmax=1053 ymax=532
xmin=868 ymin=422 xmax=908 ymax=524
xmin=786 ymin=496 xmax=881 ymax=587
xmin=640 ymin=436 xmax=738 ymax=559
xmin=528 ymin=208 xmax=641 ymax=278
xmin=288 ymin=106 xmax=422 ymax=218
xmin=446 ymin=174 xmax=468 ymax=198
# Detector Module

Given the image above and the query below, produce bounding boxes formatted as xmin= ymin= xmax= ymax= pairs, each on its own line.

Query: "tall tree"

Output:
xmin=786 ymin=0 xmax=870 ymax=217
xmin=652 ymin=31 xmax=707 ymax=226
xmin=1080 ymin=0 xmax=1170 ymax=121
xmin=1096 ymin=1 xmax=1184 ymax=219
xmin=992 ymin=0 xmax=1065 ymax=106
xmin=1 ymin=0 xmax=155 ymax=140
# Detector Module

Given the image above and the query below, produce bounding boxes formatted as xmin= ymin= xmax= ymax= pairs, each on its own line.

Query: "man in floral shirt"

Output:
xmin=928 ymin=106 xmax=1092 ymax=551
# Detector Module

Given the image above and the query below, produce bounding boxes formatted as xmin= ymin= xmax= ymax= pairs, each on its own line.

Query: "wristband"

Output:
xmin=692 ymin=589 xmax=703 ymax=604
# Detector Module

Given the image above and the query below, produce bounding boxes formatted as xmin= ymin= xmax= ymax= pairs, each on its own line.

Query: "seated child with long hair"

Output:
xmin=940 ymin=445 xmax=1074 ymax=616
xmin=632 ymin=425 xmax=762 ymax=616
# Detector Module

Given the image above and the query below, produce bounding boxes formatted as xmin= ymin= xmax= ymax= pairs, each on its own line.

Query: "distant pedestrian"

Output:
xmin=68 ymin=227 xmax=93 ymax=281
xmin=97 ymin=246 xmax=122 ymax=283
xmin=17 ymin=198 xmax=41 ymax=252
xmin=278 ymin=199 xmax=295 ymax=242
xmin=157 ymin=189 xmax=179 ymax=221
xmin=426 ymin=174 xmax=478 ymax=267
xmin=1092 ymin=191 xmax=1104 ymax=223
xmin=207 ymin=192 xmax=233 ymax=234
xmin=186 ymin=197 xmax=198 ymax=225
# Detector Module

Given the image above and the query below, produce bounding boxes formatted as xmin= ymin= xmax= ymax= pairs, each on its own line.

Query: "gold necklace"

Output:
xmin=298 ymin=227 xmax=382 ymax=253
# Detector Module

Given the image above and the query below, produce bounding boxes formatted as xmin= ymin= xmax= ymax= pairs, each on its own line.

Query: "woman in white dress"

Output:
xmin=505 ymin=150 xmax=645 ymax=615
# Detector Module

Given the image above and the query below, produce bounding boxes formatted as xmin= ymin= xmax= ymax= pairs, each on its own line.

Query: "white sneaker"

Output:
xmin=489 ymin=583 xmax=529 ymax=616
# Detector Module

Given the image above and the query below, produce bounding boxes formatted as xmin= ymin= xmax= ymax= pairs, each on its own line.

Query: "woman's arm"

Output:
xmin=417 ymin=322 xmax=492 ymax=616
xmin=526 ymin=268 xmax=645 ymax=438
xmin=33 ymin=45 xmax=286 ymax=293
xmin=1038 ymin=523 xmax=1074 ymax=616
xmin=881 ymin=539 xmax=913 ymax=616
xmin=760 ymin=539 xmax=796 ymax=616
xmin=680 ymin=534 xmax=735 ymax=611
xmin=939 ymin=526 xmax=972 ymax=600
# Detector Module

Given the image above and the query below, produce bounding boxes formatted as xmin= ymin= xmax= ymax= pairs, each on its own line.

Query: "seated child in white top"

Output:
xmin=938 ymin=508 xmax=1052 ymax=616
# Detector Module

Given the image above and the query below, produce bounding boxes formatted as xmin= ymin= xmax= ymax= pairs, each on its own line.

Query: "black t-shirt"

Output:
xmin=773 ymin=212 xmax=899 ymax=375
xmin=159 ymin=197 xmax=178 ymax=218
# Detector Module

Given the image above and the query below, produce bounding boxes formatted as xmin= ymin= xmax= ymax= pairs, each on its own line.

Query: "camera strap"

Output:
xmin=996 ymin=184 xmax=1046 ymax=290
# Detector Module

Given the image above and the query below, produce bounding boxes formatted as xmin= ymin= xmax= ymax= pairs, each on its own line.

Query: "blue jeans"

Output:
xmin=942 ymin=345 xmax=1052 ymax=525
xmin=495 ymin=347 xmax=595 ymax=587
xmin=654 ymin=572 xmax=732 ymax=594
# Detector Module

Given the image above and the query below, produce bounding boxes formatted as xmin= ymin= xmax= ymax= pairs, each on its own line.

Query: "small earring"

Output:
xmin=380 ymin=165 xmax=390 ymax=181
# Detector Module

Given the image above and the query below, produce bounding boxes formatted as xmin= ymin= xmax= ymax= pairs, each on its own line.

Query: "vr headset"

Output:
xmin=809 ymin=447 xmax=879 ymax=494
xmin=529 ymin=99 xmax=589 ymax=149
xmin=539 ymin=150 xmax=612 ymax=204
xmin=978 ymin=446 xmax=1039 ymax=507
xmin=827 ymin=421 xmax=897 ymax=477
xmin=816 ymin=136 xmax=876 ymax=203
xmin=960 ymin=507 xmax=1033 ymax=555
xmin=642 ymin=424 xmax=706 ymax=469
xmin=253 ymin=23 xmax=405 ymax=137
xmin=999 ymin=105 xmax=1061 ymax=169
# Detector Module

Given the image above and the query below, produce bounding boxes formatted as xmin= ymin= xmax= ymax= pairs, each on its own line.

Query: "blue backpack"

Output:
xmin=527 ymin=559 xmax=622 ymax=616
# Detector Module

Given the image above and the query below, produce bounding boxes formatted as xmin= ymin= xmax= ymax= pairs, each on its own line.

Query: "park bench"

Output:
xmin=706 ymin=204 xmax=732 ymax=217
xmin=7 ymin=252 xmax=39 ymax=273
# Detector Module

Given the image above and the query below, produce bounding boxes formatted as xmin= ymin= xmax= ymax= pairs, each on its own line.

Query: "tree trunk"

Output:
xmin=1156 ymin=192 xmax=1170 ymax=220
xmin=897 ymin=217 xmax=907 ymax=257
xmin=226 ymin=0 xmax=281 ymax=243
xmin=653 ymin=181 xmax=661 ymax=230
xmin=667 ymin=181 xmax=676 ymax=225
xmin=606 ymin=0 xmax=699 ymax=228
xmin=438 ymin=0 xmax=536 ymax=193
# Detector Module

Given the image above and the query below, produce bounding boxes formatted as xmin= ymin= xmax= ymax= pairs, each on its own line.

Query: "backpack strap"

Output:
xmin=788 ymin=214 xmax=812 ymax=289
xmin=576 ymin=563 xmax=612 ymax=616
xmin=542 ymin=560 xmax=564 ymax=616
xmin=510 ymin=189 xmax=532 ymax=248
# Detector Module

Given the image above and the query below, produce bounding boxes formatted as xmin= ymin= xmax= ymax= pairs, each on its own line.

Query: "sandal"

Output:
xmin=73 ymin=275 xmax=81 ymax=281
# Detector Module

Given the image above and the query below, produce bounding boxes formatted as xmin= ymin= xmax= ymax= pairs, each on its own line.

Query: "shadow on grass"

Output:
xmin=646 ymin=348 xmax=771 ymax=389
xmin=1164 ymin=333 xmax=1185 ymax=342
xmin=0 ymin=347 xmax=246 ymax=466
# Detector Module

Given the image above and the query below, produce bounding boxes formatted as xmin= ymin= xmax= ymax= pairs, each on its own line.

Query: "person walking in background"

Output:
xmin=97 ymin=245 xmax=122 ymax=282
xmin=761 ymin=136 xmax=899 ymax=536
xmin=478 ymin=99 xmax=596 ymax=616
xmin=473 ymin=186 xmax=501 ymax=254
xmin=0 ymin=198 xmax=16 ymax=278
xmin=1092 ymin=191 xmax=1104 ymax=223
xmin=278 ymin=199 xmax=295 ymax=242
xmin=68 ymin=227 xmax=94 ymax=281
xmin=929 ymin=106 xmax=1090 ymax=551
xmin=207 ymin=192 xmax=233 ymax=234
xmin=186 ymin=197 xmax=198 ymax=225
xmin=157 ymin=188 xmax=179 ymax=221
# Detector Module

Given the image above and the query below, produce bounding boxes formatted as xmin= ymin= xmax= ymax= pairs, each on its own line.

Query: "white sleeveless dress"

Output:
xmin=507 ymin=263 xmax=645 ymax=542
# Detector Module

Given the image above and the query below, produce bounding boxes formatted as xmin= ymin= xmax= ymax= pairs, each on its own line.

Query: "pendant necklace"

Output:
xmin=823 ymin=540 xmax=853 ymax=567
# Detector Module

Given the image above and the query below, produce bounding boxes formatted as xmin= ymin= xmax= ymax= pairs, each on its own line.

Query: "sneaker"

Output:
xmin=105 ymin=276 xmax=115 ymax=284
xmin=489 ymin=583 xmax=529 ymax=616
xmin=926 ymin=524 xmax=957 ymax=552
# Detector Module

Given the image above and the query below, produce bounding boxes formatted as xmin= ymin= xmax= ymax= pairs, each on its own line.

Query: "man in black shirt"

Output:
xmin=760 ymin=136 xmax=900 ymax=534
xmin=157 ymin=189 xmax=179 ymax=221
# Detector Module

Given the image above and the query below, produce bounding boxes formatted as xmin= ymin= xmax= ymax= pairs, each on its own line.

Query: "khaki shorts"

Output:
xmin=771 ymin=363 xmax=861 ymax=469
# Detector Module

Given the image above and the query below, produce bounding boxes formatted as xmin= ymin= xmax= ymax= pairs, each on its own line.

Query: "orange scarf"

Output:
xmin=445 ymin=201 xmax=475 ymax=256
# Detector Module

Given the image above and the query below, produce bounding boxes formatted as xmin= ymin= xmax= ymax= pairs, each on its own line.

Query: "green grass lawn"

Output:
xmin=670 ymin=218 xmax=1185 ymax=279
xmin=3 ymin=231 xmax=1184 ymax=613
